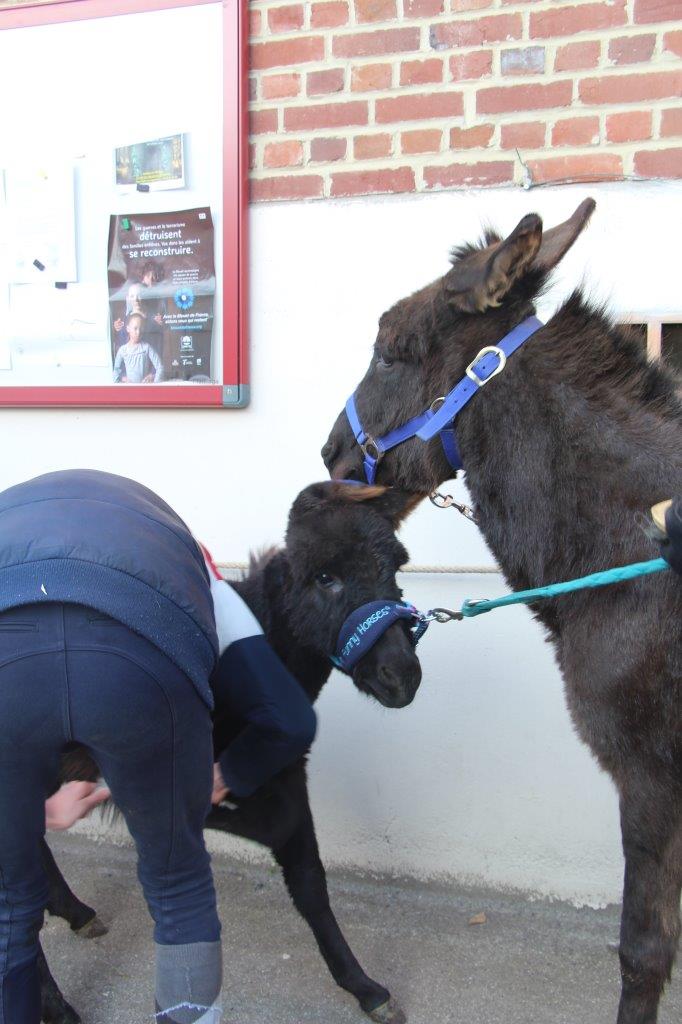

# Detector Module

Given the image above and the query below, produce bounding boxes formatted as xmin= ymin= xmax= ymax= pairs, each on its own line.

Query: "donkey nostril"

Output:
xmin=328 ymin=458 xmax=363 ymax=481
xmin=378 ymin=664 xmax=397 ymax=688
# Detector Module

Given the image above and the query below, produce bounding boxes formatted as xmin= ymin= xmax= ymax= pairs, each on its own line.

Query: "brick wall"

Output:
xmin=248 ymin=0 xmax=682 ymax=200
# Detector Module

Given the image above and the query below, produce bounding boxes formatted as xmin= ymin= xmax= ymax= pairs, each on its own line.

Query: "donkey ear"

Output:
xmin=446 ymin=213 xmax=543 ymax=313
xmin=533 ymin=197 xmax=595 ymax=274
xmin=289 ymin=481 xmax=386 ymax=522
xmin=333 ymin=483 xmax=422 ymax=527
xmin=292 ymin=482 xmax=421 ymax=528
xmin=289 ymin=482 xmax=334 ymax=520
xmin=329 ymin=481 xmax=387 ymax=503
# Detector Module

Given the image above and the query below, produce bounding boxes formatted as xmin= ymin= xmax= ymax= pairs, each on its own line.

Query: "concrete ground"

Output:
xmin=43 ymin=834 xmax=682 ymax=1024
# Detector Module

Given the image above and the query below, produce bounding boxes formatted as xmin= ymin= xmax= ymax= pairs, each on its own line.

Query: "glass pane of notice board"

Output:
xmin=0 ymin=0 xmax=248 ymax=407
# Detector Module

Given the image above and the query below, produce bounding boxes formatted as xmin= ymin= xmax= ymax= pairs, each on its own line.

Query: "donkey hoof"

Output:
xmin=55 ymin=1008 xmax=80 ymax=1024
xmin=42 ymin=997 xmax=82 ymax=1024
xmin=367 ymin=998 xmax=407 ymax=1024
xmin=74 ymin=914 xmax=108 ymax=939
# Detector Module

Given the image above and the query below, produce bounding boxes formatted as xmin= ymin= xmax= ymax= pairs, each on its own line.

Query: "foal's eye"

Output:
xmin=377 ymin=353 xmax=395 ymax=369
xmin=315 ymin=572 xmax=342 ymax=593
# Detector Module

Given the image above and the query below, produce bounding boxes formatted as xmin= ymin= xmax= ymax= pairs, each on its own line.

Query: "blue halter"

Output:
xmin=331 ymin=600 xmax=428 ymax=674
xmin=345 ymin=316 xmax=544 ymax=484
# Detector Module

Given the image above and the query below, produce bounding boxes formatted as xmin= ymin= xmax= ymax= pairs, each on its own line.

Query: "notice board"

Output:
xmin=0 ymin=0 xmax=248 ymax=407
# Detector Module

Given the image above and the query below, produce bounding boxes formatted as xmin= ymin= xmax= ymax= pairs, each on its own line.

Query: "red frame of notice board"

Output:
xmin=0 ymin=0 xmax=249 ymax=408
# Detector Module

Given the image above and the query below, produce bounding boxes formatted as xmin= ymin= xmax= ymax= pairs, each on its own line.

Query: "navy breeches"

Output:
xmin=0 ymin=603 xmax=220 ymax=1024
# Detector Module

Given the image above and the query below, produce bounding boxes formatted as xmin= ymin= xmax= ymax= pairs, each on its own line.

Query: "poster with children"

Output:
xmin=107 ymin=208 xmax=215 ymax=384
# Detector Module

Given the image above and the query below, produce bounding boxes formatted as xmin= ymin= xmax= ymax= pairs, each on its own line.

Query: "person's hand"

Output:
xmin=212 ymin=762 xmax=230 ymax=805
xmin=660 ymin=498 xmax=682 ymax=575
xmin=113 ymin=318 xmax=124 ymax=332
xmin=45 ymin=781 xmax=111 ymax=831
xmin=154 ymin=314 xmax=164 ymax=325
xmin=143 ymin=374 xmax=154 ymax=383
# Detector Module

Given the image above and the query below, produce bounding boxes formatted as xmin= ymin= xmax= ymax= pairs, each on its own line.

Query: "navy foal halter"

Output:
xmin=331 ymin=599 xmax=427 ymax=674
xmin=345 ymin=316 xmax=544 ymax=484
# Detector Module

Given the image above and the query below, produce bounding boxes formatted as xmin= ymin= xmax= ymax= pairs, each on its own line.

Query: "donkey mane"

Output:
xmin=233 ymin=548 xmax=291 ymax=653
xmin=245 ymin=545 xmax=280 ymax=579
xmin=449 ymin=226 xmax=501 ymax=262
xmin=544 ymin=290 xmax=682 ymax=418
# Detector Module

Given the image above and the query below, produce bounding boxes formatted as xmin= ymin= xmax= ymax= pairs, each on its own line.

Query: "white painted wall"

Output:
xmin=6 ymin=180 xmax=682 ymax=904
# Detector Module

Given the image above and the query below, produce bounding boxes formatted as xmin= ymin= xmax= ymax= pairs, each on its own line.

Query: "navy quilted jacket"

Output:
xmin=0 ymin=469 xmax=218 ymax=705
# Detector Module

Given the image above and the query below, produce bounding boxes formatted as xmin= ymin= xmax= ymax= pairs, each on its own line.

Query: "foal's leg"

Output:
xmin=617 ymin=778 xmax=682 ymax=1024
xmin=273 ymin=803 xmax=406 ymax=1024
xmin=37 ymin=942 xmax=81 ymax=1024
xmin=41 ymin=839 xmax=107 ymax=938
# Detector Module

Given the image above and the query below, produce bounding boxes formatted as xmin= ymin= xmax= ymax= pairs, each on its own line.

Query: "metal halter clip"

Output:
xmin=465 ymin=346 xmax=507 ymax=387
xmin=429 ymin=491 xmax=477 ymax=522
xmin=425 ymin=607 xmax=463 ymax=623
xmin=360 ymin=437 xmax=383 ymax=462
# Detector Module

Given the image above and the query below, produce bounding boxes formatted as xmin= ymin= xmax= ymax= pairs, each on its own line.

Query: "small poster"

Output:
xmin=115 ymin=135 xmax=185 ymax=192
xmin=107 ymin=208 xmax=215 ymax=384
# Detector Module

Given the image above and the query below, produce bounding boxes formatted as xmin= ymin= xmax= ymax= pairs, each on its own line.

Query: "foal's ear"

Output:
xmin=289 ymin=482 xmax=336 ymax=519
xmin=331 ymin=482 xmax=422 ymax=527
xmin=446 ymin=197 xmax=596 ymax=313
xmin=289 ymin=481 xmax=385 ymax=520
xmin=446 ymin=213 xmax=543 ymax=313
xmin=291 ymin=482 xmax=420 ymax=527
xmin=533 ymin=196 xmax=596 ymax=273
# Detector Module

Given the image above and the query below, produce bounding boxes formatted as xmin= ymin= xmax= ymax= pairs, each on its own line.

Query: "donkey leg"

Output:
xmin=37 ymin=941 xmax=81 ymax=1024
xmin=616 ymin=779 xmax=682 ymax=1024
xmin=273 ymin=805 xmax=406 ymax=1024
xmin=41 ymin=839 xmax=108 ymax=938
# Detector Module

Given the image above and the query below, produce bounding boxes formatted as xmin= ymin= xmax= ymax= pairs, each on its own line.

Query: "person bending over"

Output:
xmin=0 ymin=469 xmax=316 ymax=1024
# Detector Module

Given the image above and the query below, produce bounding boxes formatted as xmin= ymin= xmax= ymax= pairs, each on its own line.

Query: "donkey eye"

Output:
xmin=315 ymin=572 xmax=342 ymax=592
xmin=377 ymin=354 xmax=394 ymax=369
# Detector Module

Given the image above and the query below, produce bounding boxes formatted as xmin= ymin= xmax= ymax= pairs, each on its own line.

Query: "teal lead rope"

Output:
xmin=460 ymin=557 xmax=670 ymax=618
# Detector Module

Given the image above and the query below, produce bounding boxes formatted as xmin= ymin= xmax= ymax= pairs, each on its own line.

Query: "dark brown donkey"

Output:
xmin=40 ymin=481 xmax=419 ymax=1024
xmin=323 ymin=198 xmax=682 ymax=1024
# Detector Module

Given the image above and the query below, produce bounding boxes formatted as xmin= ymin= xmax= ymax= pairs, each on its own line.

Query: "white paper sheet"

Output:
xmin=2 ymin=164 xmax=77 ymax=284
xmin=8 ymin=283 xmax=109 ymax=368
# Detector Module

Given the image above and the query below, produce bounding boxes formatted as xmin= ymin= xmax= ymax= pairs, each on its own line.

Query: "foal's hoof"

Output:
xmin=367 ymin=998 xmax=407 ymax=1024
xmin=41 ymin=997 xmax=81 ymax=1024
xmin=74 ymin=914 xmax=108 ymax=939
